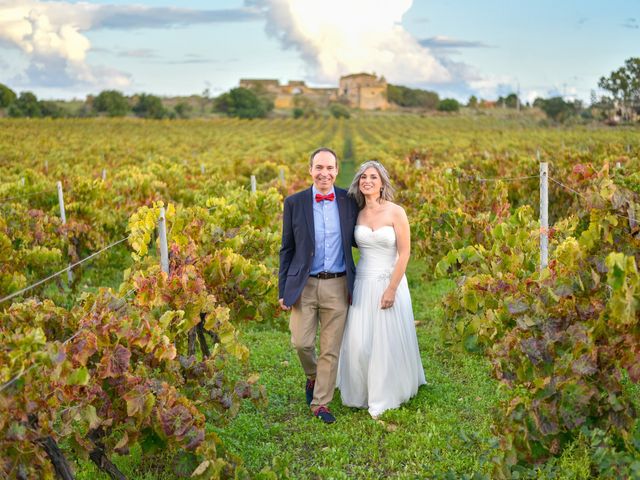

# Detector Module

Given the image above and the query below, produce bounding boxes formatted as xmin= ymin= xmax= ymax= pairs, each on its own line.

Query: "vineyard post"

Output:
xmin=201 ymin=164 xmax=205 ymax=174
xmin=57 ymin=181 xmax=73 ymax=284
xmin=279 ymin=167 xmax=285 ymax=186
xmin=102 ymin=169 xmax=107 ymax=181
xmin=158 ymin=207 xmax=170 ymax=274
xmin=21 ymin=177 xmax=25 ymax=186
xmin=250 ymin=175 xmax=257 ymax=194
xmin=414 ymin=159 xmax=422 ymax=169
xmin=536 ymin=149 xmax=541 ymax=162
xmin=44 ymin=160 xmax=48 ymax=173
xmin=540 ymin=163 xmax=549 ymax=270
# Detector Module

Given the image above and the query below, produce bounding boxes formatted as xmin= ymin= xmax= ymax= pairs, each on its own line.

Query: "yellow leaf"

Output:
xmin=191 ymin=460 xmax=210 ymax=477
xmin=114 ymin=432 xmax=129 ymax=451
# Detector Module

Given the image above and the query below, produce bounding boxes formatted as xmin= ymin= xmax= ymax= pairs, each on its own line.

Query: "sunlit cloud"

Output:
xmin=248 ymin=0 xmax=452 ymax=84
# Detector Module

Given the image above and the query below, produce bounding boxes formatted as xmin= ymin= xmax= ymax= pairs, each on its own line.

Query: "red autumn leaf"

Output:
xmin=104 ymin=345 xmax=131 ymax=378
xmin=69 ymin=332 xmax=98 ymax=366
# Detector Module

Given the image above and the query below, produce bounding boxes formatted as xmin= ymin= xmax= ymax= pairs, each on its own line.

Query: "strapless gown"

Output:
xmin=337 ymin=225 xmax=426 ymax=417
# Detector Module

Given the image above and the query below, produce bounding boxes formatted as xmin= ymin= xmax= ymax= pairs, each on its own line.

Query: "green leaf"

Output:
xmin=463 ymin=334 xmax=480 ymax=353
xmin=462 ymin=290 xmax=479 ymax=313
xmin=67 ymin=366 xmax=90 ymax=386
xmin=82 ymin=405 xmax=101 ymax=430
xmin=140 ymin=428 xmax=167 ymax=454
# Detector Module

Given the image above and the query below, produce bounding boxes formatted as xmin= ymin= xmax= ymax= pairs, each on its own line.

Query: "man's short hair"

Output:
xmin=309 ymin=147 xmax=339 ymax=168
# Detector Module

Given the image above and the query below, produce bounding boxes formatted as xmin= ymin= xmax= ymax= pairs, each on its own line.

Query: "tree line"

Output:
xmin=1 ymin=57 xmax=638 ymax=122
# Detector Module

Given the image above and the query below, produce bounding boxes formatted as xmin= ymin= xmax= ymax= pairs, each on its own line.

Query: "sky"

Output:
xmin=0 ymin=0 xmax=638 ymax=103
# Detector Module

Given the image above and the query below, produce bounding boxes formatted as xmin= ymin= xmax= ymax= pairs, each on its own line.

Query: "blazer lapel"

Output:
xmin=304 ymin=186 xmax=315 ymax=246
xmin=336 ymin=188 xmax=350 ymax=250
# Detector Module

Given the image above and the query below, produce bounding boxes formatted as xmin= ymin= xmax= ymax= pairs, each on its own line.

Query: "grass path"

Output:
xmin=219 ymin=262 xmax=505 ymax=479
xmin=73 ymin=261 xmax=505 ymax=479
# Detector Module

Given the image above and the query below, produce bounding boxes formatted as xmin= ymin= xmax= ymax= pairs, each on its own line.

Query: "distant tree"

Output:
xmin=388 ymin=84 xmax=439 ymax=109
xmin=467 ymin=95 xmax=478 ymax=108
xmin=505 ymin=93 xmax=519 ymax=109
xmin=437 ymin=98 xmax=460 ymax=112
xmin=39 ymin=101 xmax=65 ymax=118
xmin=133 ymin=94 xmax=167 ymax=119
xmin=329 ymin=103 xmax=350 ymax=119
xmin=0 ymin=83 xmax=17 ymax=108
xmin=200 ymin=87 xmax=211 ymax=114
xmin=534 ymin=96 xmax=578 ymax=122
xmin=292 ymin=95 xmax=318 ymax=118
xmin=174 ymin=101 xmax=194 ymax=119
xmin=214 ymin=87 xmax=273 ymax=119
xmin=598 ymin=57 xmax=640 ymax=120
xmin=93 ymin=90 xmax=129 ymax=117
xmin=8 ymin=92 xmax=42 ymax=117
xmin=495 ymin=93 xmax=520 ymax=109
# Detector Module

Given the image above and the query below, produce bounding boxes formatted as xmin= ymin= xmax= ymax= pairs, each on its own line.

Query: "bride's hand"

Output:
xmin=380 ymin=288 xmax=396 ymax=309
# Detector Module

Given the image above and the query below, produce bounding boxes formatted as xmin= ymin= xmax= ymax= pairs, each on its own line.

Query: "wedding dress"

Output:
xmin=337 ymin=225 xmax=426 ymax=417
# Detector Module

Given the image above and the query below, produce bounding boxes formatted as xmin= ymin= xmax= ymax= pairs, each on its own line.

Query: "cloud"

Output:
xmin=248 ymin=0 xmax=452 ymax=84
xmin=0 ymin=1 xmax=260 ymax=90
xmin=86 ymin=5 xmax=261 ymax=30
xmin=163 ymin=54 xmax=218 ymax=65
xmin=418 ymin=36 xmax=491 ymax=50
xmin=117 ymin=48 xmax=158 ymax=59
xmin=621 ymin=18 xmax=638 ymax=29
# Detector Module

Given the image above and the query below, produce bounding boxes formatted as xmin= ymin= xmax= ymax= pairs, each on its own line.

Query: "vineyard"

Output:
xmin=1 ymin=115 xmax=639 ymax=479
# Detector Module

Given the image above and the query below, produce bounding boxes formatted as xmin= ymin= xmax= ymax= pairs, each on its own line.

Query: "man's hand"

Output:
xmin=279 ymin=298 xmax=291 ymax=311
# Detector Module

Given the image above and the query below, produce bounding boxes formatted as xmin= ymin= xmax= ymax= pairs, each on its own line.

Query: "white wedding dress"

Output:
xmin=337 ymin=225 xmax=426 ymax=417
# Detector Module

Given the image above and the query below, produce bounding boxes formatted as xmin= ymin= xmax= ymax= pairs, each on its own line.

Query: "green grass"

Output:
xmin=71 ymin=260 xmax=506 ymax=478
xmin=39 ymin=243 xmax=132 ymax=308
xmin=218 ymin=261 xmax=505 ymax=479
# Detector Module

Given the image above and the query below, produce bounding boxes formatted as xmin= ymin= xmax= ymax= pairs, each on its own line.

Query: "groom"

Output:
xmin=279 ymin=147 xmax=358 ymax=424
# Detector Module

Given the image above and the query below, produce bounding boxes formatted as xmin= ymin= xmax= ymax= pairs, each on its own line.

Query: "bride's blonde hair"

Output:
xmin=347 ymin=160 xmax=395 ymax=209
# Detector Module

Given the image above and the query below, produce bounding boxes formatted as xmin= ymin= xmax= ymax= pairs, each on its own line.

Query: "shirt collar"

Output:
xmin=312 ymin=185 xmax=336 ymax=197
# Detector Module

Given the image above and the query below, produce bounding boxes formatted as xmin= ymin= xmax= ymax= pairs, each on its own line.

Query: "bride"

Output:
xmin=337 ymin=160 xmax=426 ymax=418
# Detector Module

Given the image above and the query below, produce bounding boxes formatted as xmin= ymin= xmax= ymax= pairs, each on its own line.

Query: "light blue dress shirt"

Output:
xmin=311 ymin=186 xmax=345 ymax=275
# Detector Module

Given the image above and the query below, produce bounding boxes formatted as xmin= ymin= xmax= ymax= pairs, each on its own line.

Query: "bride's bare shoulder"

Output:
xmin=386 ymin=202 xmax=407 ymax=216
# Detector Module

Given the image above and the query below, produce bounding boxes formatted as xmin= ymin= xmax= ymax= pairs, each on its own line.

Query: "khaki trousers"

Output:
xmin=289 ymin=275 xmax=348 ymax=410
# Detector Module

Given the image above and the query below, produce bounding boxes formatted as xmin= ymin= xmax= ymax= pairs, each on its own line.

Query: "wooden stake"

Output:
xmin=539 ymin=163 xmax=548 ymax=271
xmin=158 ymin=207 xmax=169 ymax=275
xmin=57 ymin=181 xmax=73 ymax=284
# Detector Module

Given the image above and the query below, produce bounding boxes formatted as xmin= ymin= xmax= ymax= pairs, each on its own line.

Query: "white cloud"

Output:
xmin=0 ymin=1 xmax=127 ymax=89
xmin=468 ymin=75 xmax=517 ymax=99
xmin=0 ymin=1 xmax=259 ymax=91
xmin=250 ymin=0 xmax=452 ymax=84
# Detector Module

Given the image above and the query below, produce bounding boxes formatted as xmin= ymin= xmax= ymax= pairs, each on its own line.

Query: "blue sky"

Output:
xmin=0 ymin=0 xmax=638 ymax=102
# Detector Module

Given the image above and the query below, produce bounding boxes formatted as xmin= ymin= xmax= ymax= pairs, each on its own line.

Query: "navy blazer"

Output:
xmin=279 ymin=186 xmax=359 ymax=307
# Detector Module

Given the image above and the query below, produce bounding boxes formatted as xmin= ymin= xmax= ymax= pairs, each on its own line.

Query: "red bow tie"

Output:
xmin=315 ymin=192 xmax=335 ymax=202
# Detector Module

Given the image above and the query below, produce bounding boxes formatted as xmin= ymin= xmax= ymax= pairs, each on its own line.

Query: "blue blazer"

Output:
xmin=279 ymin=186 xmax=359 ymax=307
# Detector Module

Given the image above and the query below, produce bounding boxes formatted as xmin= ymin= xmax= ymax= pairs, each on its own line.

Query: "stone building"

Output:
xmin=239 ymin=73 xmax=389 ymax=110
xmin=339 ymin=73 xmax=389 ymax=110
xmin=239 ymin=79 xmax=338 ymax=109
